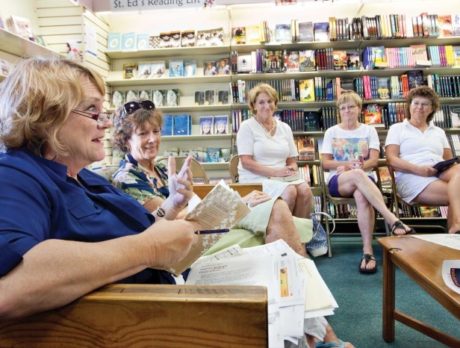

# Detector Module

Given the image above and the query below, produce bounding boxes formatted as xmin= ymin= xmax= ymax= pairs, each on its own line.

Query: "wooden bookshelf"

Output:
xmin=0 ymin=28 xmax=59 ymax=58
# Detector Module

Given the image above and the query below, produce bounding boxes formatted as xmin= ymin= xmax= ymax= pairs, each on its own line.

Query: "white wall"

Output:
xmin=0 ymin=0 xmax=39 ymax=32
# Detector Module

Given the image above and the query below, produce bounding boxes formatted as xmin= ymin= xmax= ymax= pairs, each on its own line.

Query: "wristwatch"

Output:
xmin=155 ymin=207 xmax=166 ymax=217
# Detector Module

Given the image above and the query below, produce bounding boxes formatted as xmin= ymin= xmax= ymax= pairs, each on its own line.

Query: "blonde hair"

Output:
xmin=336 ymin=90 xmax=363 ymax=110
xmin=247 ymin=83 xmax=278 ymax=115
xmin=0 ymin=57 xmax=105 ymax=156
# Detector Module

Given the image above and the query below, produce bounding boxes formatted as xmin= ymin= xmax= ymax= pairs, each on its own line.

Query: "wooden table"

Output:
xmin=379 ymin=236 xmax=460 ymax=347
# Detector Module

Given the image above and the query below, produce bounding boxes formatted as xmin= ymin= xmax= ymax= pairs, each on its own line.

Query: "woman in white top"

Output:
xmin=385 ymin=86 xmax=460 ymax=234
xmin=321 ymin=91 xmax=413 ymax=274
xmin=237 ymin=83 xmax=313 ymax=219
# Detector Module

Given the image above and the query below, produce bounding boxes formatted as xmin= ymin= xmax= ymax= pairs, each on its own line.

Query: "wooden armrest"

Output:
xmin=0 ymin=284 xmax=268 ymax=347
xmin=194 ymin=183 xmax=263 ymax=199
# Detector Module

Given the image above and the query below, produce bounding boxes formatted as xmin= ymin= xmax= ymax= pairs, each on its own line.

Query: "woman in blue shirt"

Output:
xmin=0 ymin=57 xmax=198 ymax=319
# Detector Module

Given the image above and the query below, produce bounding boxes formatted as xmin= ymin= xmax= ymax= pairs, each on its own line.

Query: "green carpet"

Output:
xmin=314 ymin=237 xmax=459 ymax=348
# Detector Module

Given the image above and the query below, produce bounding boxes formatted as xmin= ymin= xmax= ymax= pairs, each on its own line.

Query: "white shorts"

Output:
xmin=396 ymin=172 xmax=439 ymax=204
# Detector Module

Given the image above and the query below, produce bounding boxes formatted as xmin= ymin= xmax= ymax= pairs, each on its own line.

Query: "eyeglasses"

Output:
xmin=72 ymin=109 xmax=112 ymax=126
xmin=124 ymin=100 xmax=155 ymax=115
xmin=411 ymin=101 xmax=432 ymax=109
xmin=339 ymin=105 xmax=358 ymax=112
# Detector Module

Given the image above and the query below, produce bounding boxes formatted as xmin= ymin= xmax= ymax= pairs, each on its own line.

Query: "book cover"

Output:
xmin=377 ymin=77 xmax=390 ymax=99
xmin=205 ymin=90 xmax=215 ymax=105
xmin=438 ymin=15 xmax=453 ymax=37
xmin=121 ymin=32 xmax=137 ymax=51
xmin=363 ymin=104 xmax=383 ymax=126
xmin=206 ymin=147 xmax=221 ymax=163
xmin=149 ymin=35 xmax=161 ymax=49
xmin=195 ymin=91 xmax=205 ymax=105
xmin=125 ymin=90 xmax=138 ymax=102
xmin=246 ymin=24 xmax=262 ymax=44
xmin=169 ymin=59 xmax=184 ymax=77
xmin=346 ymin=50 xmax=361 ymax=70
xmin=297 ymin=136 xmax=316 ymax=160
xmin=204 ymin=60 xmax=217 ymax=76
xmin=112 ymin=90 xmax=124 ymax=108
xmin=299 ymin=50 xmax=316 ymax=71
xmin=181 ymin=30 xmax=195 ymax=47
xmin=136 ymin=33 xmax=149 ymax=50
xmin=297 ymin=21 xmax=314 ymax=42
xmin=284 ymin=51 xmax=300 ymax=72
xmin=332 ymin=50 xmax=348 ymax=70
xmin=150 ymin=61 xmax=166 ymax=78
xmin=165 ymin=89 xmax=179 ymax=106
xmin=232 ymin=26 xmax=246 ymax=45
xmin=159 ymin=32 xmax=174 ymax=48
xmin=304 ymin=110 xmax=321 ymax=131
xmin=139 ymin=90 xmax=150 ymax=101
xmin=216 ymin=58 xmax=230 ymax=75
xmin=313 ymin=22 xmax=329 ymax=42
xmin=184 ymin=60 xmax=197 ymax=76
xmin=6 ymin=15 xmax=33 ymax=39
xmin=200 ymin=116 xmax=214 ymax=135
xmin=214 ymin=115 xmax=228 ymax=135
xmin=237 ymin=54 xmax=253 ymax=73
xmin=407 ymin=70 xmax=424 ymax=89
xmin=107 ymin=32 xmax=121 ymax=51
xmin=299 ymin=79 xmax=315 ymax=102
xmin=162 ymin=115 xmax=174 ymax=136
xmin=197 ymin=28 xmax=224 ymax=47
xmin=152 ymin=89 xmax=165 ymax=106
xmin=174 ymin=114 xmax=191 ymax=136
xmin=137 ymin=63 xmax=152 ymax=79
xmin=218 ymin=90 xmax=229 ymax=104
xmin=274 ymin=23 xmax=291 ymax=43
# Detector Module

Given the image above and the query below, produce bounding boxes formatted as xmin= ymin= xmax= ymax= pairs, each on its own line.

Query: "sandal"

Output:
xmin=359 ymin=254 xmax=377 ymax=274
xmin=316 ymin=339 xmax=346 ymax=348
xmin=391 ymin=220 xmax=415 ymax=236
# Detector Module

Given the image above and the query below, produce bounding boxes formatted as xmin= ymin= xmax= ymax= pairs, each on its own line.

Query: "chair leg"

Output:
xmin=323 ymin=215 xmax=333 ymax=258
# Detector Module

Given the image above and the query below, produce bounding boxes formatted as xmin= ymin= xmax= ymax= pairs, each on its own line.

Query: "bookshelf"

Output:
xmin=0 ymin=28 xmax=59 ymax=59
xmin=98 ymin=0 xmax=460 ymax=181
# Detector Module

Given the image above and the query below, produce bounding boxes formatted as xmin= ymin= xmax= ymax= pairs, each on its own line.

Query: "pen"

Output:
xmin=195 ymin=228 xmax=229 ymax=235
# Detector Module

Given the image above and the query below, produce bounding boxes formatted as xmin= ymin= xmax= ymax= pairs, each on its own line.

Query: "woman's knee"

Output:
xmin=282 ymin=185 xmax=297 ymax=201
xmin=353 ymin=190 xmax=370 ymax=206
xmin=271 ymin=199 xmax=292 ymax=223
xmin=296 ymin=183 xmax=312 ymax=201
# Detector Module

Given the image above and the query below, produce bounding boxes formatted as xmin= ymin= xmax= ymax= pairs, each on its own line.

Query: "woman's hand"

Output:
xmin=274 ymin=166 xmax=297 ymax=177
xmin=168 ymin=156 xmax=194 ymax=210
xmin=242 ymin=190 xmax=271 ymax=208
xmin=415 ymin=165 xmax=437 ymax=177
xmin=141 ymin=219 xmax=200 ymax=269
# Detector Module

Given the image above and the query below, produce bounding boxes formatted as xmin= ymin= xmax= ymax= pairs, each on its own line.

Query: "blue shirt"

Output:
xmin=0 ymin=149 xmax=173 ymax=284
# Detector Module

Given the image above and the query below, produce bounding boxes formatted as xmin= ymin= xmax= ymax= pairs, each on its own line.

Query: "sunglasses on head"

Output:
xmin=123 ymin=100 xmax=155 ymax=115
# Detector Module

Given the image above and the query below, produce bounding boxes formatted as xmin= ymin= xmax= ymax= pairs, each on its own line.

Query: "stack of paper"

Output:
xmin=186 ymin=239 xmax=337 ymax=348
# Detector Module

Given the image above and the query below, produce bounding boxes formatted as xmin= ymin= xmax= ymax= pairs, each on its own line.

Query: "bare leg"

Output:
xmin=354 ymin=190 xmax=376 ymax=271
xmin=293 ymin=183 xmax=313 ymax=219
xmin=446 ymin=171 xmax=460 ymax=232
xmin=265 ymin=199 xmax=306 ymax=256
xmin=280 ymin=185 xmax=297 ymax=213
xmin=338 ymin=169 xmax=405 ymax=230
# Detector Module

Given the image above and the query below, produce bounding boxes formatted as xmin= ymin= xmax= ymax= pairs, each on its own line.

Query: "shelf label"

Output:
xmin=109 ymin=0 xmax=212 ymax=11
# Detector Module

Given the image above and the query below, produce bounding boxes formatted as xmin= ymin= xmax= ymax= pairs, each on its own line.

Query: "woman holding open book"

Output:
xmin=385 ymin=86 xmax=460 ymax=234
xmin=321 ymin=91 xmax=414 ymax=274
xmin=237 ymin=83 xmax=313 ymax=220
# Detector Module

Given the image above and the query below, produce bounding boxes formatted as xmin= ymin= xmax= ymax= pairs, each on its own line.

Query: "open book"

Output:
xmin=167 ymin=182 xmax=250 ymax=276
xmin=269 ymin=172 xmax=300 ymax=182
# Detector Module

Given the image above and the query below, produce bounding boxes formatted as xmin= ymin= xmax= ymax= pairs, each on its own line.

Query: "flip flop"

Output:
xmin=391 ymin=220 xmax=415 ymax=236
xmin=359 ymin=253 xmax=377 ymax=274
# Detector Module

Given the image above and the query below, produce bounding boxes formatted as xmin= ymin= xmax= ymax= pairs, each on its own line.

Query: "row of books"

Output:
xmin=163 ymin=147 xmax=231 ymax=164
xmin=397 ymin=203 xmax=448 ymax=218
xmin=229 ymin=44 xmax=459 ymax=75
xmin=112 ymin=89 xmax=180 ymax=108
xmin=429 ymin=75 xmax=460 ymax=98
xmin=230 ymin=14 xmax=460 ymax=47
xmin=161 ymin=114 xmax=192 ymax=136
xmin=107 ymin=28 xmax=225 ymax=51
xmin=199 ymin=116 xmax=229 ymax=135
xmin=232 ymin=103 xmax=460 ymax=133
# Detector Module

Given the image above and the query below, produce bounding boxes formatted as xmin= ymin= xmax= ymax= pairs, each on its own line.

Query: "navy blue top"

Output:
xmin=0 ymin=149 xmax=173 ymax=284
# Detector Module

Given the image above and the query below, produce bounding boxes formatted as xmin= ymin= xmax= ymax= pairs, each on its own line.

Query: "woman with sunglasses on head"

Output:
xmin=385 ymin=86 xmax=460 ymax=234
xmin=321 ymin=91 xmax=414 ymax=275
xmin=111 ymin=98 xmax=354 ymax=348
xmin=0 ymin=57 xmax=200 ymax=319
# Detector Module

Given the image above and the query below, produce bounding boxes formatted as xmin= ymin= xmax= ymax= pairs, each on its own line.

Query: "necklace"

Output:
xmin=256 ymin=118 xmax=276 ymax=137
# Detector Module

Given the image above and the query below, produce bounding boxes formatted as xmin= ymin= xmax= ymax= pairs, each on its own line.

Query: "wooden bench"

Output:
xmin=0 ymin=284 xmax=268 ymax=347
